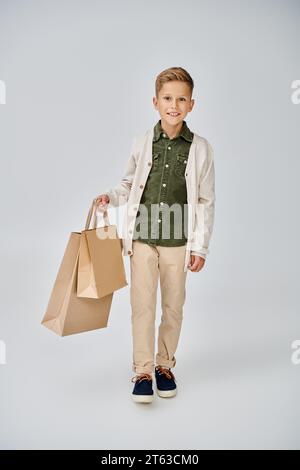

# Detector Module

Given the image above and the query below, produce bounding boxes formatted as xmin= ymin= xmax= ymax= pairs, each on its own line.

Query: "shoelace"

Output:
xmin=131 ymin=373 xmax=153 ymax=384
xmin=155 ymin=366 xmax=175 ymax=381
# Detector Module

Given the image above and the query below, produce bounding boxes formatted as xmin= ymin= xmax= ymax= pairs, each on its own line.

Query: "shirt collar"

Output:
xmin=153 ymin=119 xmax=193 ymax=143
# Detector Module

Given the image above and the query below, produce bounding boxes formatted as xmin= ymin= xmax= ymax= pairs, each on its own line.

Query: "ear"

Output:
xmin=153 ymin=96 xmax=158 ymax=109
xmin=189 ymin=98 xmax=195 ymax=112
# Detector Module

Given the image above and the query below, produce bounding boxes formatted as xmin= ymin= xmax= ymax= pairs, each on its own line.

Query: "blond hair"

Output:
xmin=155 ymin=67 xmax=194 ymax=98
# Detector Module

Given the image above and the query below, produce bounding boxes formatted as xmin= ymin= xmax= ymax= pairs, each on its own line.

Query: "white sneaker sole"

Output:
xmin=132 ymin=394 xmax=154 ymax=403
xmin=157 ymin=388 xmax=177 ymax=398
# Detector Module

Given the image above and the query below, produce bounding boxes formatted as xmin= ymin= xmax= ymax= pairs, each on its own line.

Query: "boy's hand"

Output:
xmin=95 ymin=194 xmax=110 ymax=209
xmin=188 ymin=255 xmax=205 ymax=272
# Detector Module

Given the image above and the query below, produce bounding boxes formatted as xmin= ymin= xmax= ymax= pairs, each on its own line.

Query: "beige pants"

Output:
xmin=130 ymin=240 xmax=188 ymax=374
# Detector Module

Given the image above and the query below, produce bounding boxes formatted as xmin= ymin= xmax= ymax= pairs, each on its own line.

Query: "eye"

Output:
xmin=163 ymin=96 xmax=171 ymax=100
xmin=179 ymin=97 xmax=186 ymax=101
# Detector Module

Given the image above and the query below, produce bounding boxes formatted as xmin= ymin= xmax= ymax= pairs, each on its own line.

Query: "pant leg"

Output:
xmin=130 ymin=241 xmax=159 ymax=374
xmin=155 ymin=245 xmax=187 ymax=369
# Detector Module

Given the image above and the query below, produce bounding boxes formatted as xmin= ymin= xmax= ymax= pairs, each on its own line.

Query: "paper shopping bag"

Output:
xmin=41 ymin=231 xmax=113 ymax=337
xmin=77 ymin=201 xmax=127 ymax=299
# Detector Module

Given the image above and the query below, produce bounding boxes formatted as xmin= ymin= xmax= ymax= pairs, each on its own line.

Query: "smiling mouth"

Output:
xmin=167 ymin=112 xmax=180 ymax=117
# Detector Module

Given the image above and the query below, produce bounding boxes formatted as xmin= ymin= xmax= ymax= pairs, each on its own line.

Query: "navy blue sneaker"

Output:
xmin=155 ymin=366 xmax=177 ymax=398
xmin=131 ymin=373 xmax=154 ymax=403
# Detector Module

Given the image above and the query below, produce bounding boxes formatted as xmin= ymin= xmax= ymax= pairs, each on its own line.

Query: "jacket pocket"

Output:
xmin=174 ymin=154 xmax=188 ymax=177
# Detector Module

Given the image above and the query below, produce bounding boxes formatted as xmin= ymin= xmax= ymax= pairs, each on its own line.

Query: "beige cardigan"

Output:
xmin=104 ymin=126 xmax=215 ymax=272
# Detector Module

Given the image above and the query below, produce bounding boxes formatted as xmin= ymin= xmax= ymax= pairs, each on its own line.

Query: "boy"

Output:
xmin=95 ymin=67 xmax=215 ymax=403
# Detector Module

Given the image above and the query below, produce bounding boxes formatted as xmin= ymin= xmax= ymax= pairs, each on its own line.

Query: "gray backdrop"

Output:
xmin=0 ymin=0 xmax=299 ymax=450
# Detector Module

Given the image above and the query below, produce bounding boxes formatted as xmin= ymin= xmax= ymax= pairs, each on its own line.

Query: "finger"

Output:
xmin=191 ymin=261 xmax=201 ymax=271
xmin=95 ymin=198 xmax=104 ymax=208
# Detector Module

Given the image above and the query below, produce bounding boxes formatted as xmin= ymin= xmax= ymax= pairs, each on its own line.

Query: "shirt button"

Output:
xmin=165 ymin=164 xmax=169 ymax=168
xmin=148 ymin=162 xmax=152 ymax=166
xmin=127 ymin=250 xmax=132 ymax=255
xmin=184 ymin=160 xmax=187 ymax=164
xmin=162 ymin=133 xmax=166 ymax=138
xmin=162 ymin=183 xmax=166 ymax=187
xmin=160 ymin=202 xmax=164 ymax=205
xmin=167 ymin=146 xmax=171 ymax=150
xmin=157 ymin=219 xmax=161 ymax=223
xmin=129 ymin=230 xmax=133 ymax=234
xmin=140 ymin=184 xmax=144 ymax=189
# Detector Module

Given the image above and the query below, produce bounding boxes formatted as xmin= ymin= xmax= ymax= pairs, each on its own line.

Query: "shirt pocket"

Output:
xmin=174 ymin=154 xmax=188 ymax=177
xmin=152 ymin=152 xmax=160 ymax=170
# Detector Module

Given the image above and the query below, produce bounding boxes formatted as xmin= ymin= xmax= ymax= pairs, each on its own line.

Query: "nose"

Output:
xmin=170 ymin=98 xmax=180 ymax=108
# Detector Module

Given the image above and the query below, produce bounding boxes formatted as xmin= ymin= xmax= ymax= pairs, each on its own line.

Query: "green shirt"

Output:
xmin=133 ymin=119 xmax=194 ymax=247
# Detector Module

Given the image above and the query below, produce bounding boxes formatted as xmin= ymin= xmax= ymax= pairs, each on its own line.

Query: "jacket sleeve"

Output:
xmin=190 ymin=140 xmax=216 ymax=258
xmin=104 ymin=137 xmax=137 ymax=208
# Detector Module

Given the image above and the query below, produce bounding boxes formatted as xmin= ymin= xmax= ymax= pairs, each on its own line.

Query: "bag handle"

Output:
xmin=85 ymin=199 xmax=110 ymax=230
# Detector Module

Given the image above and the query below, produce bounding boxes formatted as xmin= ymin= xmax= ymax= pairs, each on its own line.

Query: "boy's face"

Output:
xmin=153 ymin=81 xmax=194 ymax=126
